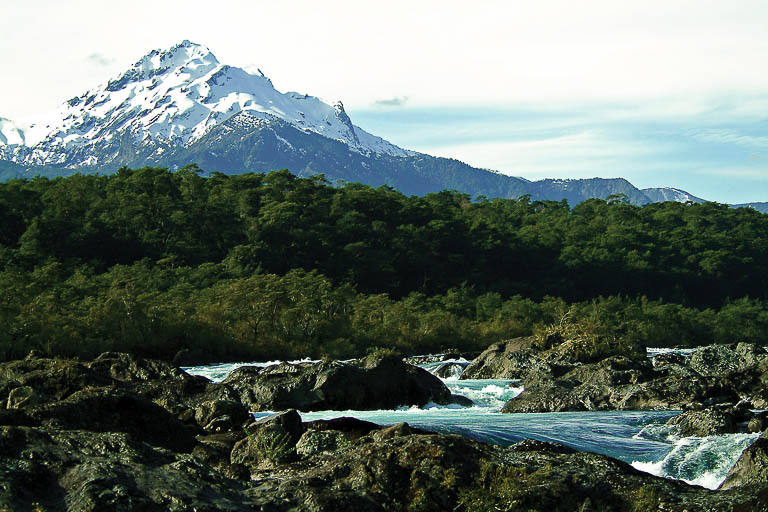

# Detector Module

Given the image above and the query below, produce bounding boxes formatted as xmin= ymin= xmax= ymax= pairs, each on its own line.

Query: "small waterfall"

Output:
xmin=631 ymin=433 xmax=759 ymax=489
xmin=422 ymin=360 xmax=469 ymax=380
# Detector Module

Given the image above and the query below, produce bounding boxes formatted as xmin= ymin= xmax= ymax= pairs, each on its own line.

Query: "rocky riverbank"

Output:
xmin=2 ymin=351 xmax=768 ymax=510
xmin=462 ymin=338 xmax=768 ymax=415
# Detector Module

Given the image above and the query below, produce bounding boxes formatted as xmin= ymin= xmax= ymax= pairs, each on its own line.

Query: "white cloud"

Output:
xmin=689 ymin=129 xmax=768 ymax=149
xmin=418 ymin=130 xmax=664 ymax=178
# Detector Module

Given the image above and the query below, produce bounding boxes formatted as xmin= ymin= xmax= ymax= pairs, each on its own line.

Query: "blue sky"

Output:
xmin=1 ymin=1 xmax=767 ymax=203
xmin=349 ymin=99 xmax=768 ymax=203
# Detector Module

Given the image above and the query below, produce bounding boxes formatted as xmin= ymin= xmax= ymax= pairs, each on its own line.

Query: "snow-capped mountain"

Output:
xmin=0 ymin=40 xmax=410 ymax=169
xmin=641 ymin=187 xmax=705 ymax=204
xmin=0 ymin=40 xmax=759 ymax=210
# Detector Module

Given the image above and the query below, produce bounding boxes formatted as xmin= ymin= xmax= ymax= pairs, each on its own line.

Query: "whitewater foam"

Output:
xmin=631 ymin=433 xmax=759 ymax=489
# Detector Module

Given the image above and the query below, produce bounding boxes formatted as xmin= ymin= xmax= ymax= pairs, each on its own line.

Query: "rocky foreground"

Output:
xmin=2 ymin=351 xmax=768 ymax=511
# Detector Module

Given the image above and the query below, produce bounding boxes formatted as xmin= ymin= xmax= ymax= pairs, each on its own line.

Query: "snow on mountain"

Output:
xmin=641 ymin=187 xmax=705 ymax=204
xmin=1 ymin=40 xmax=411 ymax=167
xmin=0 ymin=118 xmax=25 ymax=146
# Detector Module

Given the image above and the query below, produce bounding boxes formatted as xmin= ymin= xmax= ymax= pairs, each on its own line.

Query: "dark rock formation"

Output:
xmin=666 ymin=403 xmax=753 ymax=437
xmin=689 ymin=343 xmax=767 ymax=377
xmin=499 ymin=342 xmax=768 ymax=414
xmin=221 ymin=353 xmax=452 ymax=411
xmin=460 ymin=336 xmax=541 ymax=379
xmin=194 ymin=399 xmax=252 ymax=433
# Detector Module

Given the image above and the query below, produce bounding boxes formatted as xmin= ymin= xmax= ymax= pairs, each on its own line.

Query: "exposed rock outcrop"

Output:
xmin=460 ymin=336 xmax=541 ymax=380
xmin=498 ymin=342 xmax=768 ymax=414
xmin=666 ymin=403 xmax=754 ymax=437
xmin=220 ymin=352 xmax=453 ymax=411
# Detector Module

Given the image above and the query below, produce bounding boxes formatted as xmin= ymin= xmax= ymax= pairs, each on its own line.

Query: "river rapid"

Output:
xmin=184 ymin=354 xmax=759 ymax=490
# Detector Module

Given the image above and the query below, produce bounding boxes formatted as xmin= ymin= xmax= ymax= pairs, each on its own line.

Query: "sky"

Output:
xmin=1 ymin=0 xmax=767 ymax=203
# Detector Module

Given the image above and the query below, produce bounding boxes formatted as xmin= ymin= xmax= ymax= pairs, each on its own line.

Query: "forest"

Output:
xmin=0 ymin=165 xmax=767 ymax=362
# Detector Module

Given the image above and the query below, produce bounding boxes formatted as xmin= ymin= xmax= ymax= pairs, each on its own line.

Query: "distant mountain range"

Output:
xmin=0 ymin=40 xmax=765 ymax=213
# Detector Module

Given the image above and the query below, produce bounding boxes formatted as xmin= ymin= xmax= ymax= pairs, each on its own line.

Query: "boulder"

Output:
xmin=87 ymin=351 xmax=183 ymax=383
xmin=502 ymin=381 xmax=597 ymax=413
xmin=6 ymin=386 xmax=42 ymax=409
xmin=25 ymin=387 xmax=197 ymax=453
xmin=666 ymin=403 xmax=752 ymax=437
xmin=371 ymin=422 xmax=413 ymax=442
xmin=194 ymin=399 xmax=252 ymax=433
xmin=296 ymin=429 xmax=349 ymax=457
xmin=0 ymin=357 xmax=114 ymax=405
xmin=230 ymin=410 xmax=303 ymax=465
xmin=222 ymin=353 xmax=452 ymax=411
xmin=747 ymin=412 xmax=768 ymax=433
xmin=688 ymin=343 xmax=766 ymax=377
xmin=0 ymin=426 xmax=257 ymax=511
xmin=193 ymin=431 xmax=250 ymax=480
xmin=460 ymin=336 xmax=540 ymax=380
xmin=303 ymin=416 xmax=381 ymax=441
xmin=450 ymin=394 xmax=475 ymax=407
xmin=567 ymin=356 xmax=652 ymax=387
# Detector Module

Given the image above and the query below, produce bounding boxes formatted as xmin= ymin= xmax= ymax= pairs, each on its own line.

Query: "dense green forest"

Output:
xmin=0 ymin=165 xmax=766 ymax=362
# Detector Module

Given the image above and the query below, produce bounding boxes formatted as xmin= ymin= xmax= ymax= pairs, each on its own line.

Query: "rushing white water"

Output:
xmin=184 ymin=357 xmax=758 ymax=489
xmin=631 ymin=433 xmax=758 ymax=489
xmin=646 ymin=347 xmax=700 ymax=359
xmin=184 ymin=358 xmax=319 ymax=382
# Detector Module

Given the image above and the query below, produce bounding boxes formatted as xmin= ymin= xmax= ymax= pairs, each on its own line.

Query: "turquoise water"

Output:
xmin=184 ymin=358 xmax=759 ymax=489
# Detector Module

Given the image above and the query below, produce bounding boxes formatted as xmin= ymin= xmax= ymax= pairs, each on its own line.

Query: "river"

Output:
xmin=183 ymin=355 xmax=758 ymax=490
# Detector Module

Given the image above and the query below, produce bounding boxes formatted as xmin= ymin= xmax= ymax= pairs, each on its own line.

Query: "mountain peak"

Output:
xmin=0 ymin=40 xmax=410 ymax=163
xmin=103 ymin=40 xmax=219 ymax=93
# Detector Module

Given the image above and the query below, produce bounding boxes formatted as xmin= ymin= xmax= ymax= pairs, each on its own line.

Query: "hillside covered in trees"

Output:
xmin=1 ymin=166 xmax=767 ymax=362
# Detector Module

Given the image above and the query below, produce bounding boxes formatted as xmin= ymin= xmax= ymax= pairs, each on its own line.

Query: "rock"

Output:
xmin=26 ymin=387 xmax=197 ymax=453
xmin=3 ymin=351 xmax=768 ymax=511
xmin=652 ymin=351 xmax=688 ymax=368
xmin=502 ymin=381 xmax=593 ymax=413
xmin=251 ymin=409 xmax=304 ymax=445
xmin=568 ymin=356 xmax=653 ymax=387
xmin=231 ymin=410 xmax=303 ymax=466
xmin=242 ymin=430 xmax=766 ymax=511
xmin=460 ymin=336 xmax=541 ymax=379
xmin=194 ymin=431 xmax=249 ymax=480
xmin=0 ymin=357 xmax=114 ymax=405
xmin=720 ymin=433 xmax=768 ymax=490
xmin=222 ymin=354 xmax=452 ymax=411
xmin=748 ymin=412 xmax=768 ymax=433
xmin=371 ymin=422 xmax=413 ymax=442
xmin=194 ymin=399 xmax=251 ymax=433
xmin=502 ymin=350 xmax=745 ymax=413
xmin=688 ymin=343 xmax=766 ymax=377
xmin=303 ymin=416 xmax=381 ymax=441
xmin=6 ymin=386 xmax=41 ymax=409
xmin=87 ymin=351 xmax=183 ymax=383
xmin=296 ymin=429 xmax=348 ymax=457
xmin=450 ymin=394 xmax=475 ymax=407
xmin=0 ymin=426 xmax=257 ymax=511
xmin=666 ymin=404 xmax=751 ymax=437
